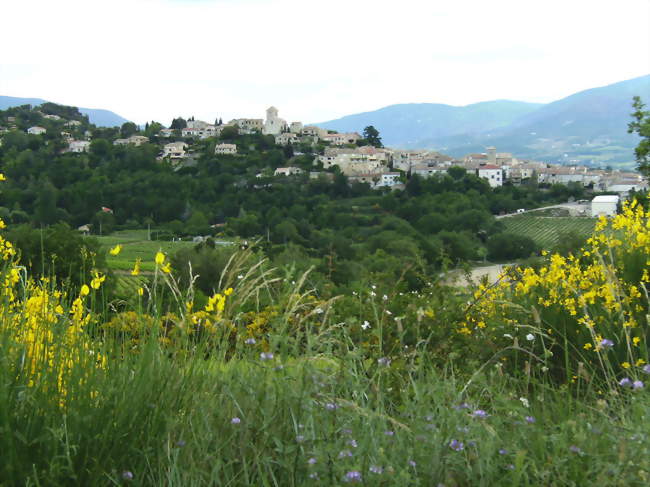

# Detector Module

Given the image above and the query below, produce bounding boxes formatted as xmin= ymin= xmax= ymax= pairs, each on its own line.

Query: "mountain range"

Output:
xmin=318 ymin=74 xmax=650 ymax=167
xmin=0 ymin=96 xmax=129 ymax=127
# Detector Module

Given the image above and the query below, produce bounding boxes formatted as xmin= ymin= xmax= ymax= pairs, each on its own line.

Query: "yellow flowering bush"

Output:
xmin=462 ymin=198 xmax=649 ymax=384
xmin=0 ymin=232 xmax=105 ymax=405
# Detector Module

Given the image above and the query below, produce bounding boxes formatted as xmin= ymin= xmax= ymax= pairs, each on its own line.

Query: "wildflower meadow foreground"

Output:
xmin=0 ymin=196 xmax=649 ymax=485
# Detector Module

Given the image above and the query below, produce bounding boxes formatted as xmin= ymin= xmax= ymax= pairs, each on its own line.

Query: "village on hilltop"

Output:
xmin=1 ymin=105 xmax=647 ymax=205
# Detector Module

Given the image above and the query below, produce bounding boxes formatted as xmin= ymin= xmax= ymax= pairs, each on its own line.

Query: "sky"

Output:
xmin=1 ymin=0 xmax=649 ymax=125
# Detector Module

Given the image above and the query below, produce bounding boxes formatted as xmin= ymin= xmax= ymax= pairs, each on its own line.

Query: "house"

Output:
xmin=214 ymin=143 xmax=237 ymax=155
xmin=68 ymin=140 xmax=91 ymax=153
xmin=65 ymin=120 xmax=82 ymax=127
xmin=591 ymin=195 xmax=619 ymax=217
xmin=274 ymin=167 xmax=303 ymax=176
xmin=275 ymin=133 xmax=299 ymax=145
xmin=290 ymin=122 xmax=303 ymax=134
xmin=412 ymin=164 xmax=448 ymax=178
xmin=375 ymin=172 xmax=401 ymax=187
xmin=182 ymin=125 xmax=217 ymax=139
xmin=159 ymin=128 xmax=174 ymax=138
xmin=27 ymin=126 xmax=46 ymax=135
xmin=318 ymin=146 xmax=389 ymax=175
xmin=114 ymin=135 xmax=149 ymax=146
xmin=230 ymin=118 xmax=263 ymax=134
xmin=302 ymin=125 xmax=327 ymax=139
xmin=43 ymin=114 xmax=61 ymax=121
xmin=163 ymin=142 xmax=188 ymax=159
xmin=321 ymin=132 xmax=361 ymax=146
xmin=476 ymin=165 xmax=503 ymax=188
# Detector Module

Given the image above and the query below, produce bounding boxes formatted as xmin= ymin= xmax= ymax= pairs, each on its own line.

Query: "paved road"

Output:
xmin=496 ymin=201 xmax=589 ymax=219
xmin=444 ymin=263 xmax=515 ymax=287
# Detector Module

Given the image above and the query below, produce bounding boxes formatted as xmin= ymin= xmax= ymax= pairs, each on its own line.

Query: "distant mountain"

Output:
xmin=318 ymin=75 xmax=650 ymax=166
xmin=0 ymin=96 xmax=129 ymax=127
xmin=317 ymin=100 xmax=543 ymax=147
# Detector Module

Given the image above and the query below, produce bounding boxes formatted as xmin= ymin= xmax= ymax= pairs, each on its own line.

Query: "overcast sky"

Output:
xmin=2 ymin=0 xmax=649 ymax=125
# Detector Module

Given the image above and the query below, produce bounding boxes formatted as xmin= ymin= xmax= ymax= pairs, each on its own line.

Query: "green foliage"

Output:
xmin=628 ymin=96 xmax=650 ymax=177
xmin=486 ymin=232 xmax=538 ymax=261
xmin=362 ymin=125 xmax=382 ymax=147
xmin=3 ymin=223 xmax=108 ymax=289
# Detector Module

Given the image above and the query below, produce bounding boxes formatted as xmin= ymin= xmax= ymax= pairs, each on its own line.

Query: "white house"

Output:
xmin=27 ymin=126 xmax=46 ymax=135
xmin=215 ymin=143 xmax=237 ymax=155
xmin=375 ymin=172 xmax=401 ymax=187
xmin=591 ymin=195 xmax=619 ymax=217
xmin=68 ymin=140 xmax=91 ymax=153
xmin=274 ymin=167 xmax=303 ymax=176
xmin=163 ymin=142 xmax=188 ymax=159
xmin=476 ymin=165 xmax=503 ymax=188
xmin=65 ymin=120 xmax=82 ymax=127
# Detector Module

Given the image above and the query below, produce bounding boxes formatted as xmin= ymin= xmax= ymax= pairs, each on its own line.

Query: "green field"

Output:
xmin=502 ymin=216 xmax=597 ymax=249
xmin=94 ymin=230 xmax=204 ymax=272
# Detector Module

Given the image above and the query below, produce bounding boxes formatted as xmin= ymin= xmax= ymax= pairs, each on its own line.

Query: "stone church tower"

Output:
xmin=263 ymin=106 xmax=287 ymax=135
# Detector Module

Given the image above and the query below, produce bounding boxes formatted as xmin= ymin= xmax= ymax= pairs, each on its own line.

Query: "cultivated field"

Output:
xmin=502 ymin=216 xmax=597 ymax=249
xmin=95 ymin=230 xmax=202 ymax=272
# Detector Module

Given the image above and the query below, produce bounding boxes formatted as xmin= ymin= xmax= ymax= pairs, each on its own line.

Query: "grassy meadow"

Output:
xmin=1 ymin=202 xmax=649 ymax=485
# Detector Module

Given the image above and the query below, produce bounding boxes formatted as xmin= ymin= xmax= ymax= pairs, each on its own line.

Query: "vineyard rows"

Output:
xmin=502 ymin=216 xmax=597 ymax=249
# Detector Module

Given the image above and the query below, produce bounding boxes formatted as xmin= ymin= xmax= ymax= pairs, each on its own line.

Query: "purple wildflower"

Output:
xmin=175 ymin=440 xmax=186 ymax=447
xmin=472 ymin=409 xmax=489 ymax=418
xmin=308 ymin=457 xmax=317 ymax=465
xmin=499 ymin=448 xmax=508 ymax=455
xmin=122 ymin=471 xmax=134 ymax=481
xmin=369 ymin=465 xmax=384 ymax=474
xmin=260 ymin=352 xmax=274 ymax=361
xmin=231 ymin=417 xmax=241 ymax=424
xmin=619 ymin=377 xmax=632 ymax=387
xmin=348 ymin=439 xmax=358 ymax=448
xmin=599 ymin=338 xmax=614 ymax=349
xmin=643 ymin=364 xmax=650 ymax=374
xmin=244 ymin=338 xmax=256 ymax=345
xmin=633 ymin=380 xmax=644 ymax=390
xmin=569 ymin=445 xmax=582 ymax=454
xmin=325 ymin=402 xmax=338 ymax=411
xmin=384 ymin=430 xmax=395 ymax=436
xmin=449 ymin=439 xmax=464 ymax=451
xmin=344 ymin=471 xmax=362 ymax=483
xmin=338 ymin=449 xmax=353 ymax=458
xmin=408 ymin=459 xmax=417 ymax=467
xmin=525 ymin=416 xmax=536 ymax=424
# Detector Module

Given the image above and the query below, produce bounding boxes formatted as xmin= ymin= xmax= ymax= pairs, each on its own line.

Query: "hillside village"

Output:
xmin=1 ymin=104 xmax=647 ymax=204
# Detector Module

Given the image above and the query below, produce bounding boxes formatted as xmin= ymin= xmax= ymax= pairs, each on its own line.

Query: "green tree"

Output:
xmin=3 ymin=223 xmax=108 ymax=291
xmin=120 ymin=122 xmax=138 ymax=138
xmin=628 ymin=96 xmax=650 ymax=177
xmin=170 ymin=117 xmax=187 ymax=130
xmin=362 ymin=125 xmax=383 ymax=148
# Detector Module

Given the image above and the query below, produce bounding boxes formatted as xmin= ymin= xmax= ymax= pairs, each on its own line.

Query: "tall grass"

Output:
xmin=0 ymin=216 xmax=649 ymax=484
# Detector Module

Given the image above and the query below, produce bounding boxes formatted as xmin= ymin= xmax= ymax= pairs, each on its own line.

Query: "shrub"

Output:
xmin=463 ymin=199 xmax=649 ymax=388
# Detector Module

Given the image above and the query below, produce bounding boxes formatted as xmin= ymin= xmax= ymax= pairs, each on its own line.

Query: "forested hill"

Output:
xmin=0 ymin=103 xmax=589 ymax=290
xmin=0 ymin=96 xmax=129 ymax=127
